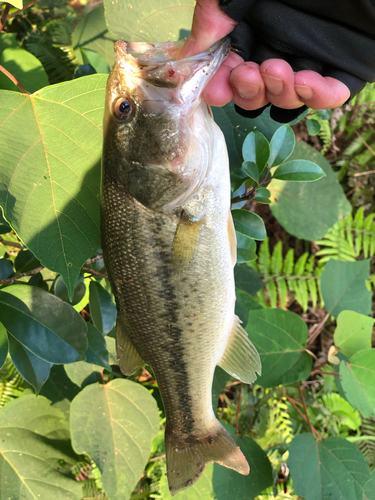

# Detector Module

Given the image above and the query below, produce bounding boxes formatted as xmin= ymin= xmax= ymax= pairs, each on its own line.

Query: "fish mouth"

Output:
xmin=113 ymin=38 xmax=230 ymax=94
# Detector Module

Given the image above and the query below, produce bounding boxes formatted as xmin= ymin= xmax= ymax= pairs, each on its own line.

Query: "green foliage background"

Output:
xmin=0 ymin=1 xmax=374 ymax=499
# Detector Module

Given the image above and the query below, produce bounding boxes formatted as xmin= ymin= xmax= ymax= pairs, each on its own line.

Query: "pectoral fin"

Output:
xmin=172 ymin=213 xmax=202 ymax=273
xmin=219 ymin=316 xmax=261 ymax=384
xmin=116 ymin=318 xmax=145 ymax=376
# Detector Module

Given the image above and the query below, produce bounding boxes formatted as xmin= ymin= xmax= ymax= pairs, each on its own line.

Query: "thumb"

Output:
xmin=179 ymin=0 xmax=237 ymax=58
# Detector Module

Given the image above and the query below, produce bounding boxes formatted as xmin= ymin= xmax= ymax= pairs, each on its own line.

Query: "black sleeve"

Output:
xmin=219 ymin=0 xmax=375 ymax=122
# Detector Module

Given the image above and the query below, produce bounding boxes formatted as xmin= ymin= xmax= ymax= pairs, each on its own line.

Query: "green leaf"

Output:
xmin=0 ymin=33 xmax=18 ymax=55
xmin=39 ymin=365 xmax=80 ymax=418
xmin=289 ymin=434 xmax=371 ymax=500
xmin=14 ymin=248 xmax=40 ymax=273
xmin=70 ymin=378 xmax=160 ymax=500
xmin=235 ymin=288 xmax=263 ymax=326
xmin=212 ymin=423 xmax=273 ymax=499
xmin=0 ymin=75 xmax=106 ymax=298
xmin=234 ymin=264 xmax=264 ymax=296
xmin=269 ymin=141 xmax=351 ymax=240
xmin=232 ymin=209 xmax=266 ymax=241
xmin=273 ymin=160 xmax=326 ymax=182
xmin=236 ymin=233 xmax=257 ymax=263
xmin=334 ymin=311 xmax=374 ymax=358
xmin=85 ymin=323 xmax=111 ymax=370
xmin=306 ymin=118 xmax=321 ymax=136
xmin=89 ymin=280 xmax=117 ymax=334
xmin=0 ymin=394 xmax=82 ymax=500
xmin=255 ymin=187 xmax=270 ymax=198
xmin=0 ymin=47 xmax=49 ymax=93
xmin=268 ymin=124 xmax=295 ymax=167
xmin=241 ymin=161 xmax=259 ymax=184
xmin=364 ymin=471 xmax=375 ymax=500
xmin=104 ymin=0 xmax=195 ymax=42
xmin=54 ymin=274 xmax=86 ymax=307
xmin=7 ymin=332 xmax=52 ymax=392
xmin=5 ymin=0 xmax=22 ymax=8
xmin=340 ymin=349 xmax=375 ymax=417
xmin=320 ymin=259 xmax=372 ymax=318
xmin=72 ymin=6 xmax=117 ymax=67
xmin=212 ymin=366 xmax=232 ymax=412
xmin=0 ymin=258 xmax=13 ymax=279
xmin=246 ymin=309 xmax=312 ymax=388
xmin=242 ymin=131 xmax=270 ymax=173
xmin=0 ymin=285 xmax=88 ymax=363
xmin=80 ymin=48 xmax=110 ymax=74
xmin=253 ymin=196 xmax=271 ymax=204
xmin=0 ymin=322 xmax=8 ymax=369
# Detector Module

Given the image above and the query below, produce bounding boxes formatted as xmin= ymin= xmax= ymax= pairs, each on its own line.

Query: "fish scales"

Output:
xmin=101 ymin=38 xmax=261 ymax=495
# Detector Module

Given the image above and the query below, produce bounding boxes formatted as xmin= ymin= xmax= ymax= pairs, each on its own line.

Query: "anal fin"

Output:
xmin=219 ymin=315 xmax=261 ymax=384
xmin=116 ymin=318 xmax=145 ymax=376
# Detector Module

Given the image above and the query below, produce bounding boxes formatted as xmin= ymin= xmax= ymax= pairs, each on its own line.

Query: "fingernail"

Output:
xmin=233 ymin=82 xmax=260 ymax=99
xmin=262 ymin=74 xmax=284 ymax=95
xmin=295 ymin=85 xmax=313 ymax=100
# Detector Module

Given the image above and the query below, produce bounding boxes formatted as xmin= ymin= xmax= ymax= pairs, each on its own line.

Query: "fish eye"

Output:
xmin=113 ymin=97 xmax=133 ymax=120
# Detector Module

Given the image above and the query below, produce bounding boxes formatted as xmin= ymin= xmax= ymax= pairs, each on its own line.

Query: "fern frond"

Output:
xmin=357 ymin=417 xmax=375 ymax=470
xmin=318 ymin=118 xmax=333 ymax=154
xmin=0 ymin=358 xmax=25 ymax=409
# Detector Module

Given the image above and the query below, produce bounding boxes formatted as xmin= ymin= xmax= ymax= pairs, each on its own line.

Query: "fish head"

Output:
xmin=102 ymin=38 xmax=229 ymax=209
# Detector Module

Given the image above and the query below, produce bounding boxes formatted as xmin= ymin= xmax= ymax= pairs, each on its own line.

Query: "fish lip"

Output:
xmin=114 ymin=37 xmax=230 ymax=67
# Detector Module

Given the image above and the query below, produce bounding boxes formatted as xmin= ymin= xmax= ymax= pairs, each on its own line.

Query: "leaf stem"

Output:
xmin=0 ymin=265 xmax=44 ymax=285
xmin=307 ymin=312 xmax=330 ymax=346
xmin=148 ymin=454 xmax=166 ymax=462
xmin=0 ymin=3 xmax=11 ymax=30
xmin=7 ymin=0 xmax=39 ymax=21
xmin=310 ymin=370 xmax=339 ymax=377
xmin=297 ymin=382 xmax=323 ymax=440
xmin=0 ymin=236 xmax=23 ymax=249
xmin=0 ymin=64 xmax=30 ymax=94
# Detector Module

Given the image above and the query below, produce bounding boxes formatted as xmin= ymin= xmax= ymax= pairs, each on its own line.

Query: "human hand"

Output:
xmin=181 ymin=0 xmax=350 ymax=118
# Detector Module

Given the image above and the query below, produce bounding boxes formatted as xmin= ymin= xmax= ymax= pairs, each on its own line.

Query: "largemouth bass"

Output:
xmin=101 ymin=38 xmax=261 ymax=495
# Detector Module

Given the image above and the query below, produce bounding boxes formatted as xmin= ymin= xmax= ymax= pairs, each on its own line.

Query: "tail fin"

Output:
xmin=165 ymin=419 xmax=249 ymax=496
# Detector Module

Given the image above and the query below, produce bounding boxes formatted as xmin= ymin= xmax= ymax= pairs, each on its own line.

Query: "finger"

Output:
xmin=202 ymin=51 xmax=242 ymax=106
xmin=179 ymin=0 xmax=237 ymax=58
xmin=260 ymin=59 xmax=305 ymax=109
xmin=294 ymin=71 xmax=351 ymax=109
xmin=230 ymin=61 xmax=268 ymax=110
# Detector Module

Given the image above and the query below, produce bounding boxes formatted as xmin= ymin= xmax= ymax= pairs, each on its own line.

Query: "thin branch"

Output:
xmin=353 ymin=169 xmax=375 ymax=177
xmin=0 ymin=265 xmax=44 ymax=285
xmin=0 ymin=64 xmax=30 ymax=94
xmin=278 ymin=386 xmax=322 ymax=440
xmin=0 ymin=236 xmax=22 ymax=249
xmin=148 ymin=454 xmax=166 ymax=463
xmin=307 ymin=312 xmax=330 ymax=346
xmin=297 ymin=382 xmax=321 ymax=439
xmin=84 ymin=254 xmax=103 ymax=264
xmin=7 ymin=0 xmax=38 ymax=20
xmin=82 ymin=267 xmax=108 ymax=279
xmin=0 ymin=3 xmax=11 ymax=30
xmin=355 ymin=130 xmax=375 ymax=156
xmin=311 ymin=370 xmax=339 ymax=377
xmin=235 ymin=382 xmax=243 ymax=434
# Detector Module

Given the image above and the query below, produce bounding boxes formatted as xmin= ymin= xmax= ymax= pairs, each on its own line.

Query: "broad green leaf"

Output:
xmin=246 ymin=309 xmax=312 ymax=388
xmin=4 ymin=0 xmax=22 ymax=8
xmin=234 ymin=264 xmax=264 ymax=296
xmin=104 ymin=0 xmax=195 ymax=42
xmin=306 ymin=118 xmax=321 ymax=135
xmin=236 ymin=233 xmax=257 ymax=263
xmin=0 ymin=47 xmax=49 ymax=93
xmin=0 ymin=258 xmax=13 ymax=279
xmin=289 ymin=434 xmax=371 ymax=500
xmin=39 ymin=365 xmax=80 ymax=418
xmin=72 ymin=6 xmax=117 ymax=67
xmin=80 ymin=48 xmax=110 ymax=74
xmin=14 ymin=248 xmax=40 ymax=273
xmin=0 ymin=33 xmax=18 ymax=55
xmin=320 ymin=259 xmax=372 ymax=318
xmin=0 ymin=322 xmax=8 ymax=369
xmin=340 ymin=349 xmax=375 ymax=417
xmin=269 ymin=142 xmax=351 ymax=240
xmin=160 ymin=464 xmax=215 ymax=500
xmin=0 ymin=75 xmax=106 ymax=298
xmin=364 ymin=471 xmax=375 ymax=500
xmin=71 ymin=378 xmax=160 ymax=500
xmin=255 ymin=187 xmax=270 ymax=198
xmin=235 ymin=288 xmax=263 ymax=326
xmin=212 ymin=366 xmax=232 ymax=412
xmin=273 ymin=160 xmax=326 ymax=182
xmin=89 ymin=280 xmax=117 ymax=334
xmin=85 ymin=323 xmax=111 ymax=369
xmin=232 ymin=209 xmax=266 ymax=241
xmin=54 ymin=274 xmax=86 ymax=307
xmin=212 ymin=423 xmax=273 ymax=499
xmin=253 ymin=196 xmax=271 ymax=204
xmin=7 ymin=332 xmax=51 ymax=392
xmin=241 ymin=161 xmax=259 ymax=184
xmin=0 ymin=395 xmax=81 ymax=500
xmin=242 ymin=131 xmax=270 ymax=173
xmin=268 ymin=124 xmax=295 ymax=167
xmin=334 ymin=311 xmax=374 ymax=358
xmin=0 ymin=285 xmax=88 ymax=363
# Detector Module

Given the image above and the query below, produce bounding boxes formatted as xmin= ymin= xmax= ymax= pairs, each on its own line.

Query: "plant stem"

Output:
xmin=307 ymin=312 xmax=330 ymax=346
xmin=0 ymin=265 xmax=44 ymax=285
xmin=148 ymin=454 xmax=166 ymax=462
xmin=82 ymin=267 xmax=108 ymax=279
xmin=311 ymin=370 xmax=339 ymax=377
xmin=0 ymin=64 xmax=30 ymax=94
xmin=235 ymin=382 xmax=243 ymax=434
xmin=297 ymin=382 xmax=322 ymax=440
xmin=7 ymin=0 xmax=38 ymax=20
xmin=0 ymin=3 xmax=11 ymax=30
xmin=0 ymin=236 xmax=23 ymax=249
